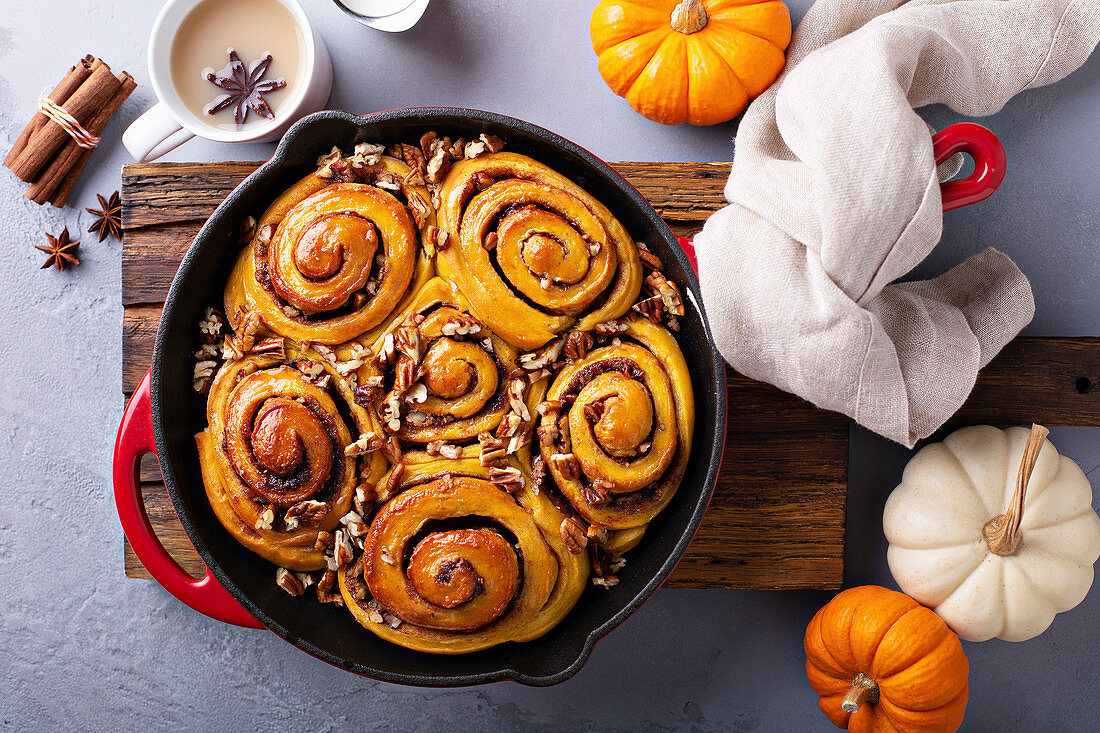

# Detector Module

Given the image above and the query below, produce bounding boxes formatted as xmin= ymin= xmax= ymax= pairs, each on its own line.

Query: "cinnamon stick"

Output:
xmin=8 ymin=60 xmax=120 ymax=183
xmin=4 ymin=55 xmax=94 ymax=168
xmin=28 ymin=72 xmax=138 ymax=206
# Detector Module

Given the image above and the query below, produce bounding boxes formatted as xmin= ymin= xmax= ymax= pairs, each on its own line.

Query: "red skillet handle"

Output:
xmin=677 ymin=121 xmax=1007 ymax=268
xmin=113 ymin=370 xmax=263 ymax=629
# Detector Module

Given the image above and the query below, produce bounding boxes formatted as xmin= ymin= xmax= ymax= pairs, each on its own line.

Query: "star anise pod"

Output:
xmin=204 ymin=49 xmax=287 ymax=127
xmin=37 ymin=227 xmax=80 ymax=271
xmin=86 ymin=191 xmax=122 ymax=242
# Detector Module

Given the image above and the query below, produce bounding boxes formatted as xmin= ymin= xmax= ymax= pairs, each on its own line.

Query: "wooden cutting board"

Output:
xmin=120 ymin=161 xmax=1100 ymax=591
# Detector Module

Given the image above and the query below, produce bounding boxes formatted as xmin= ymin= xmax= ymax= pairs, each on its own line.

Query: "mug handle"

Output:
xmin=122 ymin=102 xmax=195 ymax=163
xmin=113 ymin=370 xmax=264 ymax=629
xmin=677 ymin=121 xmax=1007 ymax=271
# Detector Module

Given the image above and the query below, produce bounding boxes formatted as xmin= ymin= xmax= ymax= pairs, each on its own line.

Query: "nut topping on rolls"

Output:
xmin=194 ymin=129 xmax=694 ymax=654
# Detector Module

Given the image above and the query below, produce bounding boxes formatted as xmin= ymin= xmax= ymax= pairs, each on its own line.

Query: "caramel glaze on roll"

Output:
xmin=537 ymin=316 xmax=694 ymax=551
xmin=338 ymin=456 xmax=588 ymax=654
xmin=196 ymin=341 xmax=387 ymax=571
xmin=224 ymin=146 xmax=435 ymax=345
xmin=435 ymin=152 xmax=643 ymax=350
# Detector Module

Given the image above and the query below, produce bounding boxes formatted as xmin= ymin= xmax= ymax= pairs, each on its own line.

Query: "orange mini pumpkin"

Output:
xmin=590 ymin=0 xmax=791 ymax=126
xmin=804 ymin=586 xmax=969 ymax=733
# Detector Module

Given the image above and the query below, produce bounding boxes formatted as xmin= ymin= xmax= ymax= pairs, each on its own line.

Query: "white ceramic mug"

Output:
xmin=123 ymin=0 xmax=332 ymax=163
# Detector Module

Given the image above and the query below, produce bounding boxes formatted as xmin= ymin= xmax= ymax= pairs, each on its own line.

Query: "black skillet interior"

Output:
xmin=151 ymin=108 xmax=727 ymax=686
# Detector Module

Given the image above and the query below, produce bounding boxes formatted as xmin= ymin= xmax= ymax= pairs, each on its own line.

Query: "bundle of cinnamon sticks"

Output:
xmin=5 ymin=55 xmax=137 ymax=207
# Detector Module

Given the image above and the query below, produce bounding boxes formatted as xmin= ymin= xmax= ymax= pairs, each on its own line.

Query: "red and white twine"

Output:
xmin=37 ymin=96 xmax=99 ymax=149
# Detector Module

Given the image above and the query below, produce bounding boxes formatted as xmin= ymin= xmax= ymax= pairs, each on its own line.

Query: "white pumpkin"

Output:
xmin=884 ymin=424 xmax=1100 ymax=642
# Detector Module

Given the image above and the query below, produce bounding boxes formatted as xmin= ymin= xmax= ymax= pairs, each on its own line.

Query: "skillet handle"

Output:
xmin=114 ymin=370 xmax=264 ymax=629
xmin=677 ymin=122 xmax=1006 ymax=265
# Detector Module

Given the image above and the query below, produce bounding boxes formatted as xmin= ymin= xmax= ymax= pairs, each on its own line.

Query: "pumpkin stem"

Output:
xmin=841 ymin=673 xmax=879 ymax=713
xmin=671 ymin=0 xmax=708 ymax=34
xmin=982 ymin=423 xmax=1049 ymax=556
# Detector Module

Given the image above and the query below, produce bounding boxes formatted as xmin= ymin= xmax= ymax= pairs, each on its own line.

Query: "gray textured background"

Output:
xmin=1 ymin=0 xmax=1098 ymax=730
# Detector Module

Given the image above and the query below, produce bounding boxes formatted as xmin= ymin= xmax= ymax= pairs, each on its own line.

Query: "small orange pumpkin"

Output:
xmin=804 ymin=586 xmax=969 ymax=733
xmin=590 ymin=0 xmax=791 ymax=126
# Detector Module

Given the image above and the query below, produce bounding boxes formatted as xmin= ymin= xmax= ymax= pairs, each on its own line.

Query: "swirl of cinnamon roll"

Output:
xmin=337 ymin=456 xmax=588 ymax=653
xmin=361 ymin=277 xmax=537 ymax=452
xmin=196 ymin=341 xmax=386 ymax=570
xmin=435 ymin=152 xmax=643 ymax=350
xmin=538 ymin=316 xmax=693 ymax=530
xmin=224 ymin=147 xmax=435 ymax=345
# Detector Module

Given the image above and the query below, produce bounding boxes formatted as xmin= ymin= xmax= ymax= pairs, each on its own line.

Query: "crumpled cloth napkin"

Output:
xmin=695 ymin=0 xmax=1100 ymax=447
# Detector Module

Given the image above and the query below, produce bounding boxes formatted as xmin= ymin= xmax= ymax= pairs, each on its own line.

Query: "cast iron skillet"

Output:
xmin=143 ymin=108 xmax=727 ymax=686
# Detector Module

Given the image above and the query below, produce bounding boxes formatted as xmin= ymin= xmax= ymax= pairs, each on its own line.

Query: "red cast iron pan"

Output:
xmin=113 ymin=109 xmax=1005 ymax=686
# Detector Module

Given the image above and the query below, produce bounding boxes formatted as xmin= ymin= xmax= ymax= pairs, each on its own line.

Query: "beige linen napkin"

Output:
xmin=695 ymin=0 xmax=1100 ymax=447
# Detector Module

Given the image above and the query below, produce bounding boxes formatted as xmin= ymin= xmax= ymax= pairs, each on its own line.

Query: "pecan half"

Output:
xmin=284 ymin=499 xmax=328 ymax=530
xmin=559 ymin=517 xmax=588 ymax=554
xmin=275 ymin=567 xmax=305 ymax=596
xmin=380 ymin=463 xmax=406 ymax=500
xmin=637 ymin=246 xmax=662 ymax=270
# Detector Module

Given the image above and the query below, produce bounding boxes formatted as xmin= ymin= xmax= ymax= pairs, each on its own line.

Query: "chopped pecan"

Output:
xmin=517 ymin=339 xmax=563 ymax=372
xmin=354 ymin=376 xmax=385 ymax=406
xmin=496 ymin=412 xmax=522 ymax=439
xmin=583 ymin=400 xmax=605 ymax=424
xmin=563 ymin=330 xmax=593 ymax=362
xmin=594 ymin=319 xmax=629 ymax=338
xmin=193 ymin=360 xmax=216 ymax=394
xmin=380 ymin=463 xmax=406 ymax=500
xmin=530 ymin=455 xmax=546 ymax=495
xmin=404 ymin=382 xmax=428 ymax=404
xmin=464 ymin=140 xmax=488 ymax=159
xmin=345 ymin=432 xmax=380 ymax=457
xmin=254 ymin=505 xmax=275 ymax=531
xmin=549 ymin=452 xmax=581 ymax=482
xmin=473 ymin=171 xmax=494 ymax=191
xmin=255 ymin=222 xmax=276 ymax=246
xmin=490 ymin=466 xmax=525 ymax=494
xmin=479 ymin=133 xmax=505 ymax=153
xmin=399 ymin=143 xmax=426 ymax=175
xmin=249 ymin=336 xmax=286 ymax=359
xmin=405 ymin=409 xmax=429 ymax=426
xmin=439 ymin=311 xmax=482 ymax=337
xmin=199 ymin=307 xmax=227 ymax=344
xmin=394 ymin=324 xmax=421 ymax=362
xmin=638 ymin=245 xmax=662 ymax=269
xmin=354 ymin=483 xmax=376 ymax=515
xmin=592 ymin=576 xmax=620 ymax=588
xmin=284 ymin=499 xmax=328 ymax=530
xmin=478 ymin=432 xmax=507 ymax=467
xmin=506 ymin=378 xmax=531 ymax=421
xmin=645 ymin=271 xmax=685 ymax=316
xmin=482 ymin=231 xmax=498 ymax=251
xmin=238 ymin=216 xmax=258 ymax=245
xmin=422 ymin=225 xmax=449 ymax=256
xmin=313 ymin=531 xmax=334 ymax=552
xmin=632 ymin=295 xmax=665 ymax=324
xmin=381 ymin=435 xmax=403 ymax=464
xmin=275 ymin=567 xmax=305 ymax=596
xmin=333 ymin=529 xmax=355 ymax=567
xmin=587 ymin=523 xmax=610 ymax=544
xmin=584 ymin=478 xmax=613 ymax=506
xmin=559 ymin=517 xmax=588 ymax=555
xmin=392 ymin=354 xmax=418 ymax=393
xmin=589 ymin=542 xmax=611 ymax=577
xmin=425 ymin=146 xmax=451 ymax=184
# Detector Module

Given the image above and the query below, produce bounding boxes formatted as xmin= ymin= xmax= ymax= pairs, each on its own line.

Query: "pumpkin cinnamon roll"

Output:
xmin=224 ymin=145 xmax=435 ymax=345
xmin=359 ymin=277 xmax=544 ymax=457
xmin=196 ymin=339 xmax=386 ymax=570
xmin=337 ymin=456 xmax=589 ymax=653
xmin=537 ymin=315 xmax=693 ymax=530
xmin=435 ymin=152 xmax=643 ymax=350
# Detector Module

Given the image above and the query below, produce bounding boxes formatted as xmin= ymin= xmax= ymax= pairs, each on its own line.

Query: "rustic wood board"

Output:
xmin=120 ymin=161 xmax=1100 ymax=592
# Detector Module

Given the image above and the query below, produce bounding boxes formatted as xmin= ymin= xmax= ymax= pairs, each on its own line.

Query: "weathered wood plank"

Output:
xmin=120 ymin=160 xmax=729 ymax=306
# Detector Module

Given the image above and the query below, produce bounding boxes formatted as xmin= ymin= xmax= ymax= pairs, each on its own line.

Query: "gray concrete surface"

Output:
xmin=1 ymin=1 xmax=1097 ymax=730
